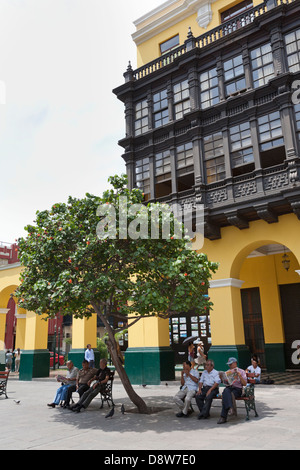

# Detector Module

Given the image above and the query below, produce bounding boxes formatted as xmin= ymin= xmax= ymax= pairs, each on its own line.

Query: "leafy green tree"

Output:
xmin=15 ymin=175 xmax=218 ymax=413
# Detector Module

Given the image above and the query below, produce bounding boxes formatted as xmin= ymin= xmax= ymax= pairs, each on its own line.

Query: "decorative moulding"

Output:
xmin=209 ymin=278 xmax=245 ymax=289
xmin=132 ymin=0 xmax=217 ymax=46
xmin=0 ymin=308 xmax=10 ymax=315
xmin=196 ymin=2 xmax=213 ymax=29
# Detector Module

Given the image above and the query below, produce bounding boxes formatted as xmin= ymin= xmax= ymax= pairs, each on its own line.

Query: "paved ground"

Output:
xmin=1 ymin=372 xmax=300 ymax=452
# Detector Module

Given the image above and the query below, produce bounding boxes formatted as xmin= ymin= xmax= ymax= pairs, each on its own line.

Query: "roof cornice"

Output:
xmin=132 ymin=0 xmax=218 ymax=45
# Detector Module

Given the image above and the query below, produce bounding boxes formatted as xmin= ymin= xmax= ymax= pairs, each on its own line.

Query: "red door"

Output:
xmin=4 ymin=297 xmax=16 ymax=350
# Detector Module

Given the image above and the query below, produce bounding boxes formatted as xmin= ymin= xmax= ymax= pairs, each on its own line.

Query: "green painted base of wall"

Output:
xmin=265 ymin=343 xmax=285 ymax=372
xmin=19 ymin=350 xmax=50 ymax=381
xmin=208 ymin=345 xmax=251 ymax=371
xmin=125 ymin=347 xmax=175 ymax=385
xmin=68 ymin=349 xmax=100 ymax=370
xmin=0 ymin=363 xmax=5 ymax=371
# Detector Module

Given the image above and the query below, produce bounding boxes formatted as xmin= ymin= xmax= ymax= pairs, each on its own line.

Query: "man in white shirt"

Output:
xmin=174 ymin=361 xmax=199 ymax=417
xmin=246 ymin=359 xmax=261 ymax=383
xmin=196 ymin=359 xmax=221 ymax=419
xmin=85 ymin=344 xmax=95 ymax=369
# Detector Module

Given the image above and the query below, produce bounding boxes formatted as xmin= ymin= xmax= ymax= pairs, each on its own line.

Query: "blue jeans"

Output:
xmin=53 ymin=384 xmax=71 ymax=405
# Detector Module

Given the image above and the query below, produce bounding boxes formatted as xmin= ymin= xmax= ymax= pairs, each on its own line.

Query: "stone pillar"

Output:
xmin=125 ymin=316 xmax=175 ymax=385
xmin=207 ymin=278 xmax=251 ymax=370
xmin=19 ymin=311 xmax=50 ymax=381
xmin=68 ymin=314 xmax=98 ymax=369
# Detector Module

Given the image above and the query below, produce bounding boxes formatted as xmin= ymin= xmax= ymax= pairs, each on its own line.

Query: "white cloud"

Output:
xmin=0 ymin=0 xmax=163 ymax=241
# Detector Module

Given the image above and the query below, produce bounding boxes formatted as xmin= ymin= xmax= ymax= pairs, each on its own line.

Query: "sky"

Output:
xmin=0 ymin=0 xmax=163 ymax=243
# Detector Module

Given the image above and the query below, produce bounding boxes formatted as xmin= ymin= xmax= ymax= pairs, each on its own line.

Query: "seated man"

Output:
xmin=63 ymin=359 xmax=98 ymax=408
xmin=47 ymin=360 xmax=79 ymax=408
xmin=246 ymin=358 xmax=261 ymax=383
xmin=71 ymin=358 xmax=111 ymax=413
xmin=174 ymin=361 xmax=199 ymax=418
xmin=217 ymin=357 xmax=247 ymax=424
xmin=196 ymin=359 xmax=220 ymax=419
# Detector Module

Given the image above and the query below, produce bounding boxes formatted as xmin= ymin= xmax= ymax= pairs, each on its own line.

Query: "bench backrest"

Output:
xmin=0 ymin=371 xmax=9 ymax=380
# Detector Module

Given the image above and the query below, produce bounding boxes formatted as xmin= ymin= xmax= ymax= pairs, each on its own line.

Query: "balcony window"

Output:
xmin=155 ymin=150 xmax=172 ymax=198
xmin=204 ymin=132 xmax=226 ymax=183
xmin=229 ymin=122 xmax=254 ymax=176
xmin=285 ymin=28 xmax=300 ymax=73
xmin=160 ymin=34 xmax=179 ymax=55
xmin=173 ymin=80 xmax=190 ymax=120
xmin=153 ymin=89 xmax=169 ymax=128
xmin=199 ymin=68 xmax=219 ymax=109
xmin=251 ymin=43 xmax=275 ymax=88
xmin=258 ymin=111 xmax=285 ymax=168
xmin=134 ymin=100 xmax=149 ymax=136
xmin=221 ymin=0 xmax=253 ymax=23
xmin=176 ymin=142 xmax=194 ymax=192
xmin=258 ymin=112 xmax=284 ymax=151
xmin=224 ymin=54 xmax=246 ymax=96
xmin=135 ymin=158 xmax=151 ymax=201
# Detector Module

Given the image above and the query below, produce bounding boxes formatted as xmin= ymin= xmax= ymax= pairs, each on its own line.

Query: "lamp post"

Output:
xmin=57 ymin=326 xmax=61 ymax=370
xmin=53 ymin=325 xmax=57 ymax=371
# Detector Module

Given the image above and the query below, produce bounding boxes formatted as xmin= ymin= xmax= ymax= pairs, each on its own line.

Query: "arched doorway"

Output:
xmin=239 ymin=243 xmax=300 ymax=371
xmin=4 ymin=296 xmax=16 ymax=351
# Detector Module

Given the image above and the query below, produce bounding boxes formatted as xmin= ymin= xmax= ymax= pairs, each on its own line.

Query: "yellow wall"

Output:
xmin=128 ymin=316 xmax=170 ymax=348
xmin=202 ymin=214 xmax=300 ymax=281
xmin=240 ymin=253 xmax=300 ymax=344
xmin=72 ymin=314 xmax=98 ymax=350
xmin=136 ymin=0 xmax=263 ymax=66
xmin=203 ymin=214 xmax=300 ymax=347
xmin=0 ymin=265 xmax=22 ymax=308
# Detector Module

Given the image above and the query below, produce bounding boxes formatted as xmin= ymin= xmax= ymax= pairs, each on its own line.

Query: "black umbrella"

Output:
xmin=182 ymin=335 xmax=197 ymax=345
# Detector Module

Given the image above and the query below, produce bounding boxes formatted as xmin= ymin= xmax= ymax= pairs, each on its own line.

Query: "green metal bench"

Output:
xmin=191 ymin=372 xmax=259 ymax=421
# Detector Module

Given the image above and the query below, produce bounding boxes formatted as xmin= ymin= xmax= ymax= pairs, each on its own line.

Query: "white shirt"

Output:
xmin=200 ymin=368 xmax=221 ymax=387
xmin=247 ymin=365 xmax=261 ymax=378
xmin=85 ymin=348 xmax=95 ymax=362
xmin=182 ymin=369 xmax=199 ymax=391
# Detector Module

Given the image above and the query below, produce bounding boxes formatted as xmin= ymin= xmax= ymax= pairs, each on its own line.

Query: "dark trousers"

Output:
xmin=221 ymin=386 xmax=243 ymax=418
xmin=65 ymin=383 xmax=90 ymax=405
xmin=195 ymin=386 xmax=219 ymax=417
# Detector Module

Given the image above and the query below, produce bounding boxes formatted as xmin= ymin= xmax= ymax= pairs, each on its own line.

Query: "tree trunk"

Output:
xmin=93 ymin=305 xmax=149 ymax=414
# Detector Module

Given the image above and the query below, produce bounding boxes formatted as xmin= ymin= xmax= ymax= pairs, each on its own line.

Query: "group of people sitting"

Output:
xmin=174 ymin=356 xmax=261 ymax=424
xmin=47 ymin=358 xmax=111 ymax=413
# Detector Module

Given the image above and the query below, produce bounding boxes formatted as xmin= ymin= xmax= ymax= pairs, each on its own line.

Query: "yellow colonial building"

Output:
xmin=113 ymin=0 xmax=300 ymax=381
xmin=1 ymin=0 xmax=300 ymax=384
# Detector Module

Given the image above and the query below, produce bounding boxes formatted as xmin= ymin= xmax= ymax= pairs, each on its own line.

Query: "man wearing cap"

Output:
xmin=217 ymin=357 xmax=247 ymax=424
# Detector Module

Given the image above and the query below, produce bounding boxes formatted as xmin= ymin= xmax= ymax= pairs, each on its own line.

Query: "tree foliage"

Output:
xmin=15 ymin=174 xmax=218 ymax=413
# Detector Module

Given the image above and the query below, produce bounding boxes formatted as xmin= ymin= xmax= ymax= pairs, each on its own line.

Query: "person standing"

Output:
xmin=14 ymin=348 xmax=21 ymax=373
xmin=196 ymin=360 xmax=220 ymax=419
xmin=85 ymin=344 xmax=95 ymax=369
xmin=5 ymin=350 xmax=13 ymax=371
xmin=174 ymin=361 xmax=199 ymax=417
